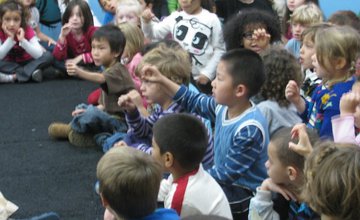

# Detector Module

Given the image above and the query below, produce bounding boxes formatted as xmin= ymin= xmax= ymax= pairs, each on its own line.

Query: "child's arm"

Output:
xmin=66 ymin=61 xmax=105 ymax=84
xmin=208 ymin=124 xmax=265 ymax=184
xmin=142 ymin=65 xmax=217 ymax=122
xmin=285 ymin=80 xmax=306 ymax=114
xmin=249 ymin=178 xmax=295 ymax=220
xmin=141 ymin=9 xmax=172 ymax=40
xmin=331 ymin=92 xmax=360 ymax=144
xmin=53 ymin=23 xmax=72 ymax=60
xmin=17 ymin=28 xmax=43 ymax=59
xmin=34 ymin=26 xmax=56 ymax=47
xmin=289 ymin=123 xmax=313 ymax=157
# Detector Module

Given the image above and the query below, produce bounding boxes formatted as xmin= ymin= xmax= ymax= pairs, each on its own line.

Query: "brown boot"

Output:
xmin=48 ymin=122 xmax=71 ymax=139
xmin=68 ymin=130 xmax=97 ymax=148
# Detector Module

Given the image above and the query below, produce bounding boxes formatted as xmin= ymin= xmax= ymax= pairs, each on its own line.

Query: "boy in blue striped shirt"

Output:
xmin=141 ymin=48 xmax=270 ymax=219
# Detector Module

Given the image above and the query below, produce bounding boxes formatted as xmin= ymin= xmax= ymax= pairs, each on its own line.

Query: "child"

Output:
xmin=153 ymin=113 xmax=232 ymax=218
xmin=0 ymin=0 xmax=53 ymax=83
xmin=112 ymin=44 xmax=214 ymax=168
xmin=21 ymin=0 xmax=57 ymax=48
xmin=285 ymin=3 xmax=323 ymax=59
xmin=140 ymin=48 xmax=269 ymax=219
xmin=257 ymin=47 xmax=302 ymax=136
xmin=96 ymin=146 xmax=179 ymax=220
xmin=48 ymin=24 xmax=135 ymax=148
xmin=299 ymin=23 xmax=331 ymax=101
xmin=223 ymin=9 xmax=281 ymax=54
xmin=285 ymin=25 xmax=360 ymax=139
xmin=52 ymin=0 xmax=98 ymax=74
xmin=248 ymin=126 xmax=319 ymax=219
xmin=282 ymin=0 xmax=318 ymax=40
xmin=114 ymin=0 xmax=143 ymax=26
xmin=331 ymin=79 xmax=360 ymax=145
xmin=141 ymin=0 xmax=225 ymax=93
xmin=303 ymin=141 xmax=360 ymax=220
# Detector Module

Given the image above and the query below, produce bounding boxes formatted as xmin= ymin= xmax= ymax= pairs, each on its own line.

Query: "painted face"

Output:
xmin=242 ymin=26 xmax=270 ymax=54
xmin=211 ymin=61 xmax=237 ymax=105
xmin=299 ymin=37 xmax=315 ymax=70
xmin=292 ymin=23 xmax=306 ymax=41
xmin=1 ymin=11 xmax=21 ymax=35
xmin=178 ymin=0 xmax=201 ymax=14
xmin=91 ymin=38 xmax=116 ymax=68
xmin=265 ymin=142 xmax=290 ymax=184
xmin=287 ymin=0 xmax=306 ymax=12
xmin=69 ymin=5 xmax=84 ymax=30
xmin=99 ymin=0 xmax=118 ymax=13
xmin=115 ymin=7 xmax=140 ymax=25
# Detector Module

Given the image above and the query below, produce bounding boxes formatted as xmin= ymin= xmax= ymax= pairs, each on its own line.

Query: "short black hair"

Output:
xmin=92 ymin=24 xmax=126 ymax=58
xmin=221 ymin=49 xmax=265 ymax=98
xmin=153 ymin=113 xmax=207 ymax=171
xmin=224 ymin=9 xmax=281 ymax=51
xmin=62 ymin=0 xmax=93 ymax=33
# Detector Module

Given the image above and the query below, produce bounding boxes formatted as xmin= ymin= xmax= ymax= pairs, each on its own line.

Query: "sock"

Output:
xmin=0 ymin=73 xmax=15 ymax=83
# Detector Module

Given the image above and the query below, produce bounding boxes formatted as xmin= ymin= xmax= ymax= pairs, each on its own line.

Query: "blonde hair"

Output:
xmin=315 ymin=25 xmax=360 ymax=77
xmin=116 ymin=0 xmax=143 ymax=19
xmin=304 ymin=141 xmax=360 ymax=220
xmin=290 ymin=3 xmax=323 ymax=25
xmin=137 ymin=43 xmax=191 ymax=85
xmin=97 ymin=147 xmax=162 ymax=219
xmin=118 ymin=22 xmax=144 ymax=60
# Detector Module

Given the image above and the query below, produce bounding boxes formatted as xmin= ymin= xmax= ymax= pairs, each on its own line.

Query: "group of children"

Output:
xmin=1 ymin=0 xmax=360 ymax=219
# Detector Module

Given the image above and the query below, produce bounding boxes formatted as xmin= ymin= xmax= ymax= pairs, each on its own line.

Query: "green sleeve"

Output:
xmin=167 ymin=0 xmax=179 ymax=13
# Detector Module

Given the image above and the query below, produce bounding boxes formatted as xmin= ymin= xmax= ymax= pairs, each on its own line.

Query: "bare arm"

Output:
xmin=66 ymin=61 xmax=105 ymax=84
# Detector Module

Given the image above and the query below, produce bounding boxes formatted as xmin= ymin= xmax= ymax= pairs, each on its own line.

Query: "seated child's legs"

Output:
xmin=221 ymin=184 xmax=254 ymax=219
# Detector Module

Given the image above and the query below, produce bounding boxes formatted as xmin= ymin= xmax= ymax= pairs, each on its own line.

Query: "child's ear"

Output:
xmin=287 ymin=166 xmax=298 ymax=181
xmin=234 ymin=84 xmax=247 ymax=98
xmin=163 ymin=152 xmax=174 ymax=168
xmin=334 ymin=57 xmax=347 ymax=70
xmin=100 ymin=193 xmax=109 ymax=208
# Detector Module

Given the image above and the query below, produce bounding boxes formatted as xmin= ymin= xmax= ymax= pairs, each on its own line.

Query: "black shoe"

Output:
xmin=31 ymin=69 xmax=43 ymax=82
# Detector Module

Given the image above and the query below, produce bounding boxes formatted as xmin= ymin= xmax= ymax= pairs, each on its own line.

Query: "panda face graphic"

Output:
xmin=174 ymin=17 xmax=212 ymax=56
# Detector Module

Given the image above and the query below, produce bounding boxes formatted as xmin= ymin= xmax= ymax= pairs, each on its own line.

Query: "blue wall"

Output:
xmin=319 ymin=0 xmax=360 ymax=19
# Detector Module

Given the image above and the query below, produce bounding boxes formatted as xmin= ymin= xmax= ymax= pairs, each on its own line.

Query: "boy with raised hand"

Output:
xmin=140 ymin=48 xmax=269 ymax=219
xmin=97 ymin=146 xmax=179 ymax=220
xmin=152 ymin=113 xmax=232 ymax=219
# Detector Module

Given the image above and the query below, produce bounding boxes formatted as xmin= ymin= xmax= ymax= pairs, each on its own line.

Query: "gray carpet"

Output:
xmin=0 ymin=79 xmax=104 ymax=219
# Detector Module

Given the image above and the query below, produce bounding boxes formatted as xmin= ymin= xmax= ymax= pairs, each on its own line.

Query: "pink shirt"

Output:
xmin=332 ymin=115 xmax=360 ymax=145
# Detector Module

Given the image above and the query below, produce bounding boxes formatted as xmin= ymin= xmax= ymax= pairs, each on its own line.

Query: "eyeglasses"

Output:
xmin=242 ymin=32 xmax=253 ymax=40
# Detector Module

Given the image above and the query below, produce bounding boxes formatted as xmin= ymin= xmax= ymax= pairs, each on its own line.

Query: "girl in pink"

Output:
xmin=0 ymin=0 xmax=53 ymax=83
xmin=52 ymin=0 xmax=98 ymax=74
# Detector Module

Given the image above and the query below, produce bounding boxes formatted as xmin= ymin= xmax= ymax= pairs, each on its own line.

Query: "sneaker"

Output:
xmin=68 ymin=130 xmax=97 ymax=148
xmin=48 ymin=122 xmax=71 ymax=139
xmin=31 ymin=69 xmax=43 ymax=82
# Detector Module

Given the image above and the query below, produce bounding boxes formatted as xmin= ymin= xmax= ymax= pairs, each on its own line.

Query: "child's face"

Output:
xmin=299 ymin=36 xmax=315 ymax=70
xmin=116 ymin=7 xmax=140 ymax=25
xmin=287 ymin=0 xmax=305 ymax=12
xmin=22 ymin=0 xmax=33 ymax=7
xmin=91 ymin=38 xmax=117 ymax=68
xmin=99 ymin=0 xmax=118 ymax=13
xmin=151 ymin=138 xmax=167 ymax=170
xmin=211 ymin=60 xmax=237 ymax=105
xmin=178 ymin=0 xmax=201 ymax=14
xmin=265 ymin=142 xmax=290 ymax=185
xmin=291 ymin=23 xmax=306 ymax=41
xmin=140 ymin=77 xmax=164 ymax=106
xmin=1 ymin=11 xmax=21 ymax=35
xmin=242 ymin=26 xmax=270 ymax=54
xmin=68 ymin=5 xmax=84 ymax=30
xmin=311 ymin=53 xmax=329 ymax=79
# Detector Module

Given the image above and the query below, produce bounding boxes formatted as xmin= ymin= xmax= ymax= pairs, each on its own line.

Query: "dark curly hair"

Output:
xmin=260 ymin=47 xmax=302 ymax=107
xmin=223 ymin=9 xmax=281 ymax=51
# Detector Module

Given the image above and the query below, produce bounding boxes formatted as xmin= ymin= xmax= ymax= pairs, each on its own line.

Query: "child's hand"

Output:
xmin=71 ymin=108 xmax=86 ymax=116
xmin=127 ymin=90 xmax=144 ymax=109
xmin=289 ymin=123 xmax=313 ymax=157
xmin=340 ymin=92 xmax=360 ymax=116
xmin=141 ymin=65 xmax=164 ymax=83
xmin=196 ymin=74 xmax=210 ymax=85
xmin=65 ymin=61 xmax=79 ymax=76
xmin=60 ymin=23 xmax=72 ymax=39
xmin=16 ymin=28 xmax=25 ymax=41
xmin=141 ymin=8 xmax=155 ymax=23
xmin=285 ymin=80 xmax=301 ymax=105
xmin=260 ymin=178 xmax=297 ymax=201
xmin=47 ymin=38 xmax=57 ymax=47
xmin=113 ymin=140 xmax=129 ymax=148
xmin=252 ymin=28 xmax=271 ymax=44
xmin=2 ymin=23 xmax=14 ymax=39
xmin=118 ymin=92 xmax=137 ymax=112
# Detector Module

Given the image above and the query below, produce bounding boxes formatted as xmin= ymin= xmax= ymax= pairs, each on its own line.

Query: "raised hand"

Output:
xmin=340 ymin=92 xmax=360 ymax=116
xmin=140 ymin=65 xmax=164 ymax=83
xmin=141 ymin=8 xmax=155 ymax=23
xmin=118 ymin=91 xmax=137 ymax=112
xmin=60 ymin=23 xmax=72 ymax=39
xmin=252 ymin=28 xmax=271 ymax=45
xmin=289 ymin=123 xmax=313 ymax=157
